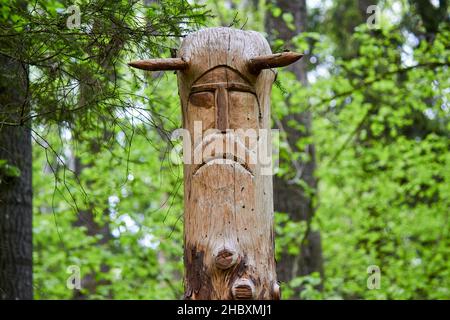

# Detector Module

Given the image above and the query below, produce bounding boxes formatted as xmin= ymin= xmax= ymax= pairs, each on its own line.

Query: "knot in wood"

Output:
xmin=231 ymin=278 xmax=255 ymax=300
xmin=214 ymin=247 xmax=238 ymax=270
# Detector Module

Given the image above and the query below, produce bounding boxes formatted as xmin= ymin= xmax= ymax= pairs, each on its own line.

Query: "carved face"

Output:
xmin=186 ymin=66 xmax=260 ymax=176
xmin=188 ymin=66 xmax=259 ymax=132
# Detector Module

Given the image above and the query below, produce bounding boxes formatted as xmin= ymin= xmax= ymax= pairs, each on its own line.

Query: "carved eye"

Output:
xmin=189 ymin=92 xmax=214 ymax=109
xmin=228 ymin=91 xmax=258 ymax=130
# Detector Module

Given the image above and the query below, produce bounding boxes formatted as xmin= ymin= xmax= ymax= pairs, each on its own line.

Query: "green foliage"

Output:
xmin=287 ymin=272 xmax=323 ymax=300
xmin=270 ymin=0 xmax=450 ymax=300
xmin=32 ymin=72 xmax=184 ymax=299
xmin=0 ymin=159 xmax=21 ymax=181
xmin=0 ymin=0 xmax=210 ymax=129
xmin=275 ymin=212 xmax=307 ymax=258
xmin=11 ymin=0 xmax=206 ymax=299
xmin=18 ymin=0 xmax=450 ymax=299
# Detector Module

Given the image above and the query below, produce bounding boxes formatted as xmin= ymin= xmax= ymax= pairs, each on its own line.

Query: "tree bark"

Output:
xmin=0 ymin=55 xmax=32 ymax=300
xmin=266 ymin=0 xmax=324 ymax=294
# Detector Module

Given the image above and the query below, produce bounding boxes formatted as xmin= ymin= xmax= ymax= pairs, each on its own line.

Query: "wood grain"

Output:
xmin=128 ymin=58 xmax=188 ymax=71
xmin=178 ymin=28 xmax=278 ymax=300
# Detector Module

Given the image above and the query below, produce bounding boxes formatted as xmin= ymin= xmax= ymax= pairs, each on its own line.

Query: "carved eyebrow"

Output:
xmin=190 ymin=82 xmax=256 ymax=94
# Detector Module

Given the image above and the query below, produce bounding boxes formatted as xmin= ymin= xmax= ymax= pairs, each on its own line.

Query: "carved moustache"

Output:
xmin=192 ymin=131 xmax=257 ymax=177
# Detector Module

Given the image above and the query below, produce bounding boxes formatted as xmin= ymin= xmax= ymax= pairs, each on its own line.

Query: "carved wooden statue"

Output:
xmin=129 ymin=27 xmax=302 ymax=300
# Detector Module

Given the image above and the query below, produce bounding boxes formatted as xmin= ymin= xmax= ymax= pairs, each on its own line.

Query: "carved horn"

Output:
xmin=247 ymin=51 xmax=303 ymax=74
xmin=128 ymin=58 xmax=188 ymax=71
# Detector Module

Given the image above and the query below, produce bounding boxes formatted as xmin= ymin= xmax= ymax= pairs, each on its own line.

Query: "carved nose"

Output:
xmin=215 ymin=86 xmax=229 ymax=131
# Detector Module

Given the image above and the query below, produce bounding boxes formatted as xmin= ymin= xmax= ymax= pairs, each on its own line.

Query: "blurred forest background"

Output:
xmin=0 ymin=0 xmax=449 ymax=299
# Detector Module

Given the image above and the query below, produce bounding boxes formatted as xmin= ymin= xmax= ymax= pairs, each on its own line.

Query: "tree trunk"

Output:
xmin=129 ymin=27 xmax=302 ymax=300
xmin=266 ymin=0 xmax=324 ymax=294
xmin=177 ymin=28 xmax=282 ymax=300
xmin=72 ymin=153 xmax=112 ymax=299
xmin=0 ymin=55 xmax=32 ymax=300
xmin=70 ymin=78 xmax=113 ymax=299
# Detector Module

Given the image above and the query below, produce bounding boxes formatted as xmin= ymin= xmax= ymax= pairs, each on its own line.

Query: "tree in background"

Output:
xmin=0 ymin=23 xmax=32 ymax=300
xmin=265 ymin=0 xmax=324 ymax=296
xmin=308 ymin=0 xmax=449 ymax=299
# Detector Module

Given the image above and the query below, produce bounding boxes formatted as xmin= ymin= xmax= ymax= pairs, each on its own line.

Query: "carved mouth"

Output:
xmin=192 ymin=133 xmax=255 ymax=176
xmin=193 ymin=155 xmax=254 ymax=177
